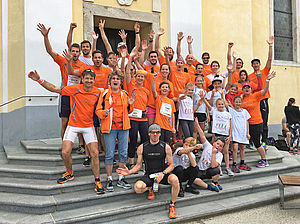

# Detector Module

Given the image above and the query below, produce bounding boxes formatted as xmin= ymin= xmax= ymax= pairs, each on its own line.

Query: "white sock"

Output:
xmin=119 ymin=175 xmax=124 ymax=181
xmin=107 ymin=176 xmax=113 ymax=181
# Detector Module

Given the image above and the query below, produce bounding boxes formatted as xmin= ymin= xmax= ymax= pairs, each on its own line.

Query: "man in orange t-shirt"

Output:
xmin=143 ymin=51 xmax=160 ymax=74
xmin=248 ymin=36 xmax=274 ymax=145
xmin=28 ymin=69 xmax=105 ymax=194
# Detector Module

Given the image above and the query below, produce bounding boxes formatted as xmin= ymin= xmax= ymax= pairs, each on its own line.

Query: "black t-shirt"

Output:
xmin=284 ymin=105 xmax=300 ymax=125
xmin=143 ymin=140 xmax=166 ymax=175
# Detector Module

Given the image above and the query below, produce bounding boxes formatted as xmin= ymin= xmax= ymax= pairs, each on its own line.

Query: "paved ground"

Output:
xmin=188 ymin=198 xmax=300 ymax=224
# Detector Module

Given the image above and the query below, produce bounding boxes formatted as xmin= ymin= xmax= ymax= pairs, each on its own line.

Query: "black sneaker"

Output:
xmin=178 ymin=188 xmax=184 ymax=197
xmin=57 ymin=171 xmax=74 ymax=184
xmin=117 ymin=178 xmax=132 ymax=189
xmin=76 ymin=145 xmax=85 ymax=154
xmin=185 ymin=185 xmax=199 ymax=195
xmin=106 ymin=179 xmax=114 ymax=192
xmin=207 ymin=183 xmax=219 ymax=192
xmin=82 ymin=157 xmax=90 ymax=167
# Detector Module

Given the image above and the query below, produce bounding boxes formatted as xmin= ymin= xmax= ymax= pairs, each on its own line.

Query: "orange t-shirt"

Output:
xmin=183 ymin=64 xmax=196 ymax=77
xmin=237 ymin=81 xmax=258 ymax=95
xmin=126 ymin=82 xmax=149 ymax=121
xmin=154 ymin=95 xmax=176 ymax=131
xmin=192 ymin=59 xmax=211 ymax=77
xmin=80 ymin=65 xmax=112 ymax=91
xmin=190 ymin=74 xmax=212 ymax=91
xmin=144 ymin=64 xmax=160 ymax=74
xmin=55 ymin=55 xmax=87 ymax=88
xmin=231 ymin=70 xmax=240 ymax=84
xmin=248 ymin=66 xmax=271 ymax=99
xmin=147 ymin=75 xmax=175 ymax=108
xmin=159 ymin=55 xmax=177 ymax=71
xmin=61 ymin=84 xmax=100 ymax=128
xmin=111 ymin=91 xmax=124 ymax=125
xmin=169 ymin=70 xmax=191 ymax=97
xmin=241 ymin=91 xmax=265 ymax=124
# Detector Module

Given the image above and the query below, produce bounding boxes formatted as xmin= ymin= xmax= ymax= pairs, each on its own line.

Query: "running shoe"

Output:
xmin=147 ymin=189 xmax=155 ymax=200
xmin=169 ymin=204 xmax=177 ymax=219
xmin=289 ymin=150 xmax=294 ymax=154
xmin=293 ymin=150 xmax=300 ymax=155
xmin=232 ymin=165 xmax=240 ymax=173
xmin=82 ymin=157 xmax=90 ymax=167
xmin=239 ymin=163 xmax=251 ymax=171
xmin=76 ymin=145 xmax=85 ymax=154
xmin=215 ymin=183 xmax=223 ymax=191
xmin=207 ymin=183 xmax=219 ymax=192
xmin=185 ymin=185 xmax=199 ymax=195
xmin=117 ymin=178 xmax=132 ymax=189
xmin=256 ymin=160 xmax=267 ymax=168
xmin=225 ymin=167 xmax=234 ymax=176
xmin=57 ymin=171 xmax=74 ymax=184
xmin=106 ymin=179 xmax=114 ymax=192
xmin=178 ymin=188 xmax=184 ymax=197
xmin=95 ymin=181 xmax=105 ymax=195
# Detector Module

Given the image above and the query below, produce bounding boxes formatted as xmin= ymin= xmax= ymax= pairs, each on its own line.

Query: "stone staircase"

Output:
xmin=0 ymin=138 xmax=300 ymax=223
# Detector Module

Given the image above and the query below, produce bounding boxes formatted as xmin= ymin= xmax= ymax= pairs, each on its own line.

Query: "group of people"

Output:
xmin=28 ymin=20 xmax=281 ymax=219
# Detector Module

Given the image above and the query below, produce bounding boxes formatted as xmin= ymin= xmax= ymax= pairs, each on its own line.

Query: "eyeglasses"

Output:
xmin=202 ymin=57 xmax=209 ymax=59
xmin=150 ymin=131 xmax=161 ymax=134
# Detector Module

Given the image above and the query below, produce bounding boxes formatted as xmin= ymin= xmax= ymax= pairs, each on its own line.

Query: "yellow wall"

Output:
xmin=7 ymin=0 xmax=25 ymax=112
xmin=72 ymin=0 xmax=169 ymax=48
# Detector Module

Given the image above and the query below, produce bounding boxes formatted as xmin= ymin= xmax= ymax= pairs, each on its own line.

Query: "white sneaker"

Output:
xmin=225 ymin=167 xmax=234 ymax=176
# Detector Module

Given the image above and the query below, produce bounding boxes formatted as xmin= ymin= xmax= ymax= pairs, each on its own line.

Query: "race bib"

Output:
xmin=160 ymin=102 xmax=172 ymax=117
xmin=67 ymin=75 xmax=81 ymax=86
xmin=128 ymin=108 xmax=143 ymax=118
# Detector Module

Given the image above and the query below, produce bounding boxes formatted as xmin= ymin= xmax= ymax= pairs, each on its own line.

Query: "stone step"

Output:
xmin=1 ymin=170 xmax=299 ymax=222
xmin=0 ymin=153 xmax=298 ymax=197
xmin=0 ymin=146 xmax=283 ymax=181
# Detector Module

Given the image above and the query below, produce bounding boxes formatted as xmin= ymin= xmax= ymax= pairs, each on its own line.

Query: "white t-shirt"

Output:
xmin=178 ymin=95 xmax=194 ymax=121
xmin=206 ymin=72 xmax=228 ymax=83
xmin=173 ymin=147 xmax=196 ymax=169
xmin=228 ymin=107 xmax=251 ymax=144
xmin=197 ymin=140 xmax=223 ymax=170
xmin=211 ymin=108 xmax=232 ymax=136
xmin=79 ymin=55 xmax=94 ymax=66
xmin=193 ymin=88 xmax=207 ymax=113
xmin=205 ymin=89 xmax=227 ymax=115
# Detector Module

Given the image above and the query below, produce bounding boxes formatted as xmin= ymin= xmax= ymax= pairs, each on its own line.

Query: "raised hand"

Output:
xmin=62 ymin=49 xmax=72 ymax=62
xmin=177 ymin=32 xmax=184 ymax=41
xmin=162 ymin=46 xmax=169 ymax=57
xmin=134 ymin=22 xmax=140 ymax=33
xmin=266 ymin=36 xmax=274 ymax=45
xmin=199 ymin=91 xmax=205 ymax=100
xmin=187 ymin=36 xmax=193 ymax=44
xmin=70 ymin=23 xmax=77 ymax=30
xmin=148 ymin=29 xmax=155 ymax=40
xmin=111 ymin=55 xmax=118 ymax=68
xmin=157 ymin=28 xmax=165 ymax=36
xmin=267 ymin=71 xmax=276 ymax=80
xmin=153 ymin=73 xmax=158 ymax=80
xmin=37 ymin=23 xmax=51 ymax=37
xmin=228 ymin=42 xmax=234 ymax=48
xmin=98 ymin=20 xmax=105 ymax=30
xmin=130 ymin=46 xmax=139 ymax=57
xmin=194 ymin=144 xmax=203 ymax=150
xmin=116 ymin=167 xmax=130 ymax=176
xmin=28 ymin=70 xmax=40 ymax=81
xmin=118 ymin=29 xmax=128 ymax=40
xmin=91 ymin=31 xmax=99 ymax=40
xmin=128 ymin=95 xmax=136 ymax=105
xmin=232 ymin=51 xmax=237 ymax=58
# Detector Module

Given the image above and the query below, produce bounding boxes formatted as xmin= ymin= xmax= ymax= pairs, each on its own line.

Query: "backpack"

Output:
xmin=274 ymin=139 xmax=289 ymax=151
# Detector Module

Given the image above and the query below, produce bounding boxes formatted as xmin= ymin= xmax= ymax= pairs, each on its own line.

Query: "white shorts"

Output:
xmin=63 ymin=126 xmax=98 ymax=145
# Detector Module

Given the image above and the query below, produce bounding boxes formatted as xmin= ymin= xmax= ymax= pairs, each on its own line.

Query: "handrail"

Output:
xmin=0 ymin=95 xmax=58 ymax=108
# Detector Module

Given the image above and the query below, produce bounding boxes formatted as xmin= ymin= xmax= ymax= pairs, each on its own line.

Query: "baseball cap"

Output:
xmin=117 ymin=42 xmax=127 ymax=48
xmin=212 ymin=76 xmax=223 ymax=84
xmin=176 ymin=57 xmax=184 ymax=62
xmin=242 ymin=82 xmax=251 ymax=88
xmin=148 ymin=123 xmax=161 ymax=133
xmin=136 ymin=70 xmax=147 ymax=76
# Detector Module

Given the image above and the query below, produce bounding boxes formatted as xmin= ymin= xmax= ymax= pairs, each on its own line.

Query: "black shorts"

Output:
xmin=197 ymin=166 xmax=220 ymax=180
xmin=58 ymin=95 xmax=71 ymax=118
xmin=194 ymin=113 xmax=207 ymax=123
xmin=138 ymin=173 xmax=170 ymax=187
xmin=93 ymin=112 xmax=100 ymax=127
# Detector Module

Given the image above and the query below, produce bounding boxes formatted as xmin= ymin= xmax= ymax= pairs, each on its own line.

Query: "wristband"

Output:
xmin=269 ymin=44 xmax=273 ymax=47
xmin=37 ymin=79 xmax=44 ymax=85
xmin=266 ymin=79 xmax=270 ymax=82
xmin=149 ymin=40 xmax=153 ymax=43
xmin=162 ymin=171 xmax=167 ymax=175
xmin=135 ymin=32 xmax=140 ymax=34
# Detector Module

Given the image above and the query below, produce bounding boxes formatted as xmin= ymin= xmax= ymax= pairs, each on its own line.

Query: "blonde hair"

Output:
xmin=184 ymin=137 xmax=197 ymax=146
xmin=216 ymin=98 xmax=225 ymax=105
xmin=230 ymin=83 xmax=238 ymax=89
xmin=185 ymin=82 xmax=194 ymax=89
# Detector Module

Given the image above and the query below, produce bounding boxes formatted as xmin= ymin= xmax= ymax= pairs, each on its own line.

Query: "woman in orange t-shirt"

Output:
xmin=241 ymin=71 xmax=276 ymax=168
xmin=236 ymin=70 xmax=258 ymax=95
xmin=152 ymin=73 xmax=176 ymax=145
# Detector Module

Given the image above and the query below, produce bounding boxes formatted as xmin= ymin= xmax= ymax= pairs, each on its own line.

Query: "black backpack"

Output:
xmin=275 ymin=139 xmax=289 ymax=151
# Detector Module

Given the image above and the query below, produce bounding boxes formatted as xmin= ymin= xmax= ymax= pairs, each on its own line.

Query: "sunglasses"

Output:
xmin=150 ymin=131 xmax=161 ymax=134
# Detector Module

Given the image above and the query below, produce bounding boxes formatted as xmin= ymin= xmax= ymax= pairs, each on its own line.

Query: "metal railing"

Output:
xmin=0 ymin=95 xmax=58 ymax=108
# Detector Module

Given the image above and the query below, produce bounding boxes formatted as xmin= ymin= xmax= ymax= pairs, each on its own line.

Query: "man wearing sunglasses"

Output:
xmin=117 ymin=123 xmax=180 ymax=219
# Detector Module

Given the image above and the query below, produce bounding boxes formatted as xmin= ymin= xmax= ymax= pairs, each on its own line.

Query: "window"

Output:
xmin=273 ymin=0 xmax=294 ymax=61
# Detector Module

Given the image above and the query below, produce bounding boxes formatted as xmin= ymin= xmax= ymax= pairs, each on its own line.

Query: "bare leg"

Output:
xmin=61 ymin=117 xmax=68 ymax=140
xmin=61 ymin=140 xmax=73 ymax=170
xmin=134 ymin=180 xmax=151 ymax=194
xmin=168 ymin=174 xmax=179 ymax=203
xmin=223 ymin=142 xmax=230 ymax=168
xmin=232 ymin=142 xmax=238 ymax=164
xmin=240 ymin=144 xmax=245 ymax=161
xmin=257 ymin=146 xmax=266 ymax=160
xmin=194 ymin=177 xmax=209 ymax=188
xmin=212 ymin=174 xmax=220 ymax=183
xmin=88 ymin=142 xmax=100 ymax=178
xmin=105 ymin=164 xmax=113 ymax=177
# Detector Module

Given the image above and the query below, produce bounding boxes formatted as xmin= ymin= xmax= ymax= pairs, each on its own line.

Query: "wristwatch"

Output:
xmin=162 ymin=171 xmax=167 ymax=175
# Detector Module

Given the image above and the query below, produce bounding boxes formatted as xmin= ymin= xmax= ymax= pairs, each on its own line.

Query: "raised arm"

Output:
xmin=134 ymin=22 xmax=141 ymax=49
xmin=148 ymin=29 xmax=155 ymax=51
xmin=37 ymin=23 xmax=57 ymax=60
xmin=62 ymin=49 xmax=81 ymax=77
xmin=194 ymin=117 xmax=207 ymax=144
xmin=266 ymin=36 xmax=274 ymax=69
xmin=139 ymin=40 xmax=149 ymax=66
xmin=28 ymin=70 xmax=61 ymax=94
xmin=261 ymin=71 xmax=276 ymax=96
xmin=227 ymin=42 xmax=233 ymax=65
xmin=91 ymin=31 xmax=99 ymax=52
xmin=154 ymin=28 xmax=165 ymax=58
xmin=187 ymin=36 xmax=194 ymax=55
xmin=225 ymin=64 xmax=233 ymax=91
xmin=210 ymin=147 xmax=220 ymax=168
xmin=66 ymin=23 xmax=77 ymax=49
xmin=98 ymin=20 xmax=113 ymax=53
xmin=152 ymin=73 xmax=158 ymax=98
xmin=176 ymin=32 xmax=184 ymax=58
